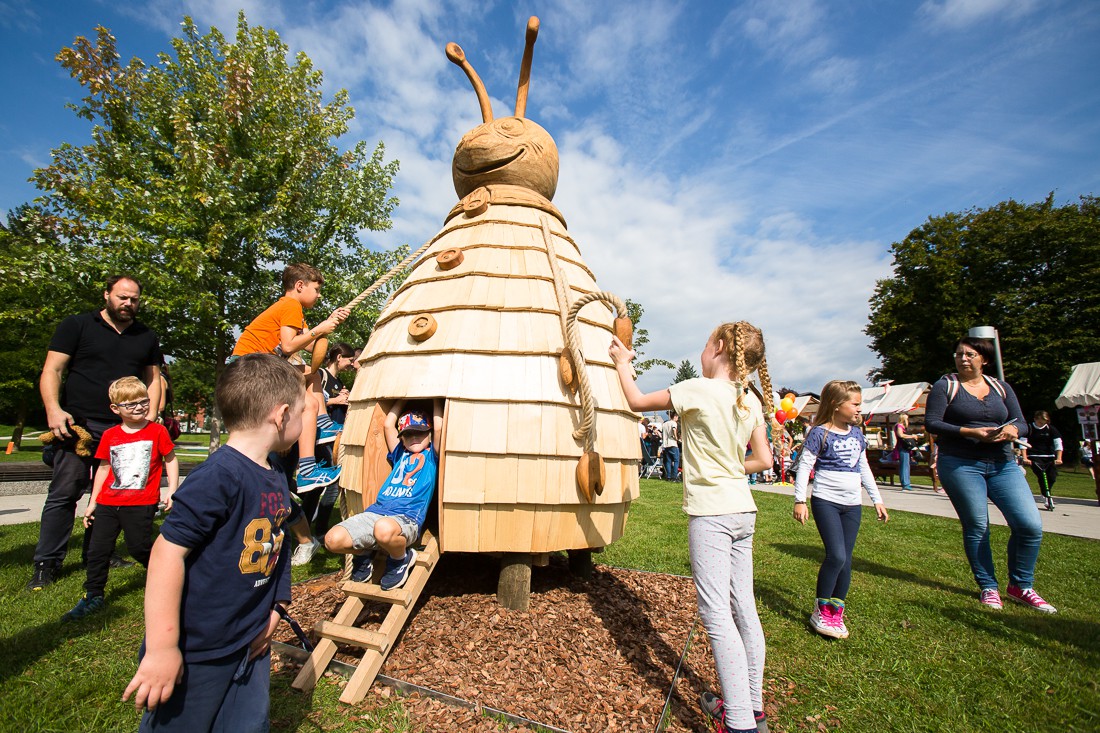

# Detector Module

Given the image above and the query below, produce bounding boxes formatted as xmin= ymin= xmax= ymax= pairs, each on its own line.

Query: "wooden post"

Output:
xmin=567 ymin=549 xmax=594 ymax=579
xmin=497 ymin=553 xmax=532 ymax=611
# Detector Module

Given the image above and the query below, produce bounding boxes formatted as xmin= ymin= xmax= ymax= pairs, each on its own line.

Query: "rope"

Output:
xmin=539 ymin=216 xmax=574 ymax=361
xmin=566 ymin=291 xmax=628 ymax=452
xmin=343 ymin=237 xmax=436 ymax=312
xmin=540 ymin=215 xmax=624 ymax=453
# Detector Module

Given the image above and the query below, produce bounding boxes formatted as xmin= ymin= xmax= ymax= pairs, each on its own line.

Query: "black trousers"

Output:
xmin=1029 ymin=458 xmax=1057 ymax=497
xmin=84 ymin=503 xmax=156 ymax=597
xmin=33 ymin=419 xmax=113 ymax=566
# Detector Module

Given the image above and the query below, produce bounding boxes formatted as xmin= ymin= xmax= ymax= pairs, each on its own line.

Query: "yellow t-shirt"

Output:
xmin=668 ymin=377 xmax=764 ymax=516
xmin=232 ymin=296 xmax=306 ymax=356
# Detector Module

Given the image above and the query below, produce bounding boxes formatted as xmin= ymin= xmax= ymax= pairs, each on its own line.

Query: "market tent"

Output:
xmin=861 ymin=382 xmax=931 ymax=421
xmin=1055 ymin=362 xmax=1100 ymax=408
xmin=791 ymin=394 xmax=819 ymax=421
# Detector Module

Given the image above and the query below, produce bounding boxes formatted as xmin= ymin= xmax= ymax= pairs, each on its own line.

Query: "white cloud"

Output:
xmin=919 ymin=0 xmax=1040 ymax=29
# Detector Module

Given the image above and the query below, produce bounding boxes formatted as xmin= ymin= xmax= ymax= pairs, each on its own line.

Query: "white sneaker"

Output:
xmin=291 ymin=538 xmax=321 ymax=566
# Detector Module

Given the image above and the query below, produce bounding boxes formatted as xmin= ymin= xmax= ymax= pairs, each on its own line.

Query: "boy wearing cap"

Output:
xmin=324 ymin=399 xmax=443 ymax=590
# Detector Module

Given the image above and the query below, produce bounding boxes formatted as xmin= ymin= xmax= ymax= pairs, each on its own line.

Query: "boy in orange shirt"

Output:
xmin=232 ymin=263 xmax=349 ymax=491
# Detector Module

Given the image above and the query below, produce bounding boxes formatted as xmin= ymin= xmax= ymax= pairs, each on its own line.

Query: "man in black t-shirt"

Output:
xmin=28 ymin=275 xmax=162 ymax=591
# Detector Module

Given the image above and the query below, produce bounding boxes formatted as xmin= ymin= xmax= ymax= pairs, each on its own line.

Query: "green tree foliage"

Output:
xmin=866 ymin=194 xmax=1100 ymax=415
xmin=673 ymin=360 xmax=699 ymax=384
xmin=31 ymin=15 xmax=401 ymax=418
xmin=625 ymin=299 xmax=674 ymax=375
xmin=0 ymin=206 xmax=103 ymax=446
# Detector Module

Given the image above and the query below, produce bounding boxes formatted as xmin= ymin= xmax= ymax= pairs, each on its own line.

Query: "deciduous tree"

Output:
xmin=32 ymin=14 xmax=401 ymax=444
xmin=866 ymin=194 xmax=1100 ymax=420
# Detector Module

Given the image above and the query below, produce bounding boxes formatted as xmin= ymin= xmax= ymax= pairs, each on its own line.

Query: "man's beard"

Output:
xmin=106 ymin=302 xmax=136 ymax=323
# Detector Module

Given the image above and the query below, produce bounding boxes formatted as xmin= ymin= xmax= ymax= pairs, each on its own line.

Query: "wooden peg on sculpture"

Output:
xmin=613 ymin=316 xmax=633 ymax=351
xmin=408 ymin=314 xmax=438 ymax=342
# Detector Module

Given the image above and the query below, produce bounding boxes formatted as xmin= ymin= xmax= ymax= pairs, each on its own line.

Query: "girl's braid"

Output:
xmin=732 ymin=322 xmax=749 ymax=411
xmin=757 ymin=357 xmax=780 ymax=435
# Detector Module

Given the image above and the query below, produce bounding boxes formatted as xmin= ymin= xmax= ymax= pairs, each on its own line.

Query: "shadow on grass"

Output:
xmin=269 ymin=671 xmax=321 ymax=733
xmin=939 ymin=605 xmax=1100 ymax=661
xmin=0 ymin=571 xmax=147 ymax=685
xmin=769 ymin=542 xmax=975 ymax=599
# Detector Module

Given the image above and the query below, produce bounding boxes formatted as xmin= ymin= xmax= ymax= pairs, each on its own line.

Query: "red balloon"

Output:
xmin=774 ymin=410 xmax=787 ymax=424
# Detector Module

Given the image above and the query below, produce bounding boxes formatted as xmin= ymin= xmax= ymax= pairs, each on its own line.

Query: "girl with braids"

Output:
xmin=610 ymin=321 xmax=775 ymax=733
xmin=792 ymin=380 xmax=889 ymax=639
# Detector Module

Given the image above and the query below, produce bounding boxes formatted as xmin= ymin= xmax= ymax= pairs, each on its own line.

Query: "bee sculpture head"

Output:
xmin=447 ymin=16 xmax=559 ymax=201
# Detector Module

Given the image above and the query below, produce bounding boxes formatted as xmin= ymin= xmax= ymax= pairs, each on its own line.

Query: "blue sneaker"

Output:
xmin=62 ymin=594 xmax=105 ymax=622
xmin=316 ymin=422 xmax=343 ymax=445
xmin=297 ymin=461 xmax=342 ymax=492
xmin=350 ymin=553 xmax=374 ymax=583
xmin=380 ymin=549 xmax=417 ymax=591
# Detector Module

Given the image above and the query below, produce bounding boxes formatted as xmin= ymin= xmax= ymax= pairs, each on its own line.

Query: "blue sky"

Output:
xmin=2 ymin=0 xmax=1098 ymax=394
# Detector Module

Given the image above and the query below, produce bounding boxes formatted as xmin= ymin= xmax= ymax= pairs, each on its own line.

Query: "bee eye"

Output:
xmin=497 ymin=117 xmax=524 ymax=136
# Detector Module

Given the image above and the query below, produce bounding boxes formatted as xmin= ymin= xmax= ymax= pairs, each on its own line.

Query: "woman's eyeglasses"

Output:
xmin=953 ymin=352 xmax=981 ymax=361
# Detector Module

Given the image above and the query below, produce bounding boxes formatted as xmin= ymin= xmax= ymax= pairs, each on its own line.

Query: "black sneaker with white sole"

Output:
xmin=380 ymin=549 xmax=417 ymax=591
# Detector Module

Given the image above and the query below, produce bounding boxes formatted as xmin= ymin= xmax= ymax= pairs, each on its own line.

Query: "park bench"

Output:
xmin=867 ymin=447 xmax=940 ymax=491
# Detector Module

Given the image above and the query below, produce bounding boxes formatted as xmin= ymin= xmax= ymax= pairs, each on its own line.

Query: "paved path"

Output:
xmin=753 ymin=482 xmax=1100 ymax=540
xmin=2 ymin=478 xmax=1098 ymax=539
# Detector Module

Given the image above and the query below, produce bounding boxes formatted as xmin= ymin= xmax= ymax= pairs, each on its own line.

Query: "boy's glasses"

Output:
xmin=114 ymin=399 xmax=150 ymax=412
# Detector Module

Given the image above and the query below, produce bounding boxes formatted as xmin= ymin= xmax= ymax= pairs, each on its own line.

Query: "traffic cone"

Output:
xmin=5 ymin=441 xmax=14 ymax=455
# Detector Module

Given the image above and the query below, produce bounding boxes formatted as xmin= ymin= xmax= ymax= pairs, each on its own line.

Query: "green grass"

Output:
xmin=0 ymin=426 xmax=226 ymax=464
xmin=2 ymin=480 xmax=1098 ymax=732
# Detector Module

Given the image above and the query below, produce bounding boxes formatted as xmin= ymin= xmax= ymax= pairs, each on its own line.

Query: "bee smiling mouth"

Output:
xmin=457 ymin=148 xmax=524 ymax=176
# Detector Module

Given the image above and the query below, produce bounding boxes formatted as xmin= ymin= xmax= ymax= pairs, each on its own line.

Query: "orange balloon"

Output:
xmin=784 ymin=392 xmax=796 ymax=402
xmin=786 ymin=408 xmax=799 ymax=419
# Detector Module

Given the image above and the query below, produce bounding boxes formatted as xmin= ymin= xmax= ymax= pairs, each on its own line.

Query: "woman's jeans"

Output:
xmin=898 ymin=449 xmax=912 ymax=489
xmin=937 ymin=454 xmax=1043 ymax=590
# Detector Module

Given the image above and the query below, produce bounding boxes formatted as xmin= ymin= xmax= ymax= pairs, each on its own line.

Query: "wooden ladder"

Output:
xmin=291 ymin=531 xmax=440 ymax=703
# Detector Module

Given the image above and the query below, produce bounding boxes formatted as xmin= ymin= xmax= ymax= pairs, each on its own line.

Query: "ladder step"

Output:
xmin=314 ymin=620 xmax=389 ymax=652
xmin=340 ymin=580 xmax=413 ymax=606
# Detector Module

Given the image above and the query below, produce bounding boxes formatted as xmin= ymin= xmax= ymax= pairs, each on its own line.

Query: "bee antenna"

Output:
xmin=515 ymin=16 xmax=540 ymax=118
xmin=446 ymin=42 xmax=493 ymax=122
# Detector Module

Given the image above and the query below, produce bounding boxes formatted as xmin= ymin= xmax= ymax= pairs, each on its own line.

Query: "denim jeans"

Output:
xmin=937 ymin=454 xmax=1043 ymax=590
xmin=898 ymin=449 xmax=911 ymax=489
xmin=662 ymin=446 xmax=680 ymax=482
xmin=809 ymin=497 xmax=862 ymax=600
xmin=140 ymin=647 xmax=271 ymax=732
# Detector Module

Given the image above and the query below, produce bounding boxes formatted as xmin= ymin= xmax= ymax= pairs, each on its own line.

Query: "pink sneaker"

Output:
xmin=1006 ymin=585 xmax=1057 ymax=614
xmin=979 ymin=588 xmax=1003 ymax=609
xmin=832 ymin=605 xmax=850 ymax=639
xmin=810 ymin=604 xmax=845 ymax=639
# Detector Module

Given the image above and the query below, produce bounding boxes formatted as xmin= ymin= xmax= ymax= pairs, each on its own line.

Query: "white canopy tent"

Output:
xmin=861 ymin=382 xmax=932 ymax=422
xmin=1055 ymin=362 xmax=1100 ymax=408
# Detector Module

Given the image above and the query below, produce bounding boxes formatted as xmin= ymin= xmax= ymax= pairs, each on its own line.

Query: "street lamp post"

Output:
xmin=968 ymin=325 xmax=1004 ymax=381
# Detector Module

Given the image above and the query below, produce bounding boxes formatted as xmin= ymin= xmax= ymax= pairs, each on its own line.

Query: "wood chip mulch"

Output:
xmin=273 ymin=554 xmax=814 ymax=732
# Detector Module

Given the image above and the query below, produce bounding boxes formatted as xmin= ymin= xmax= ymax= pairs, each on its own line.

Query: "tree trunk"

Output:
xmin=497 ymin=553 xmax=532 ymax=611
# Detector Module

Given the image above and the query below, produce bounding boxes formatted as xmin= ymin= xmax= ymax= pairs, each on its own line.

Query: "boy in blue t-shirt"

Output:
xmin=123 ymin=354 xmax=304 ymax=731
xmin=324 ymin=399 xmax=443 ymax=591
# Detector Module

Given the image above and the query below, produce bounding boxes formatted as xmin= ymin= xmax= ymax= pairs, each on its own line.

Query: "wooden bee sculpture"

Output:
xmin=340 ymin=16 xmax=640 ymax=608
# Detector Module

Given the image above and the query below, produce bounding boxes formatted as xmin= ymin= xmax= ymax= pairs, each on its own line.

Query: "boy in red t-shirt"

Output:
xmin=62 ymin=377 xmax=178 ymax=621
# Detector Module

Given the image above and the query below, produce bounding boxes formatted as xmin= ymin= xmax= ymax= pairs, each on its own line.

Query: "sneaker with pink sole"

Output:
xmin=979 ymin=588 xmax=1003 ymax=609
xmin=1006 ymin=585 xmax=1057 ymax=613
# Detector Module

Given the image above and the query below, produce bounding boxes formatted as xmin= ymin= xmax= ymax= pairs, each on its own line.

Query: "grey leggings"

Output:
xmin=689 ymin=513 xmax=765 ymax=731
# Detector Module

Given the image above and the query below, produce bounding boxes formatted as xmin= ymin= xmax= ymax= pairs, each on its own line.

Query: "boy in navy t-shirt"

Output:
xmin=324 ymin=399 xmax=443 ymax=591
xmin=123 ymin=354 xmax=304 ymax=731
